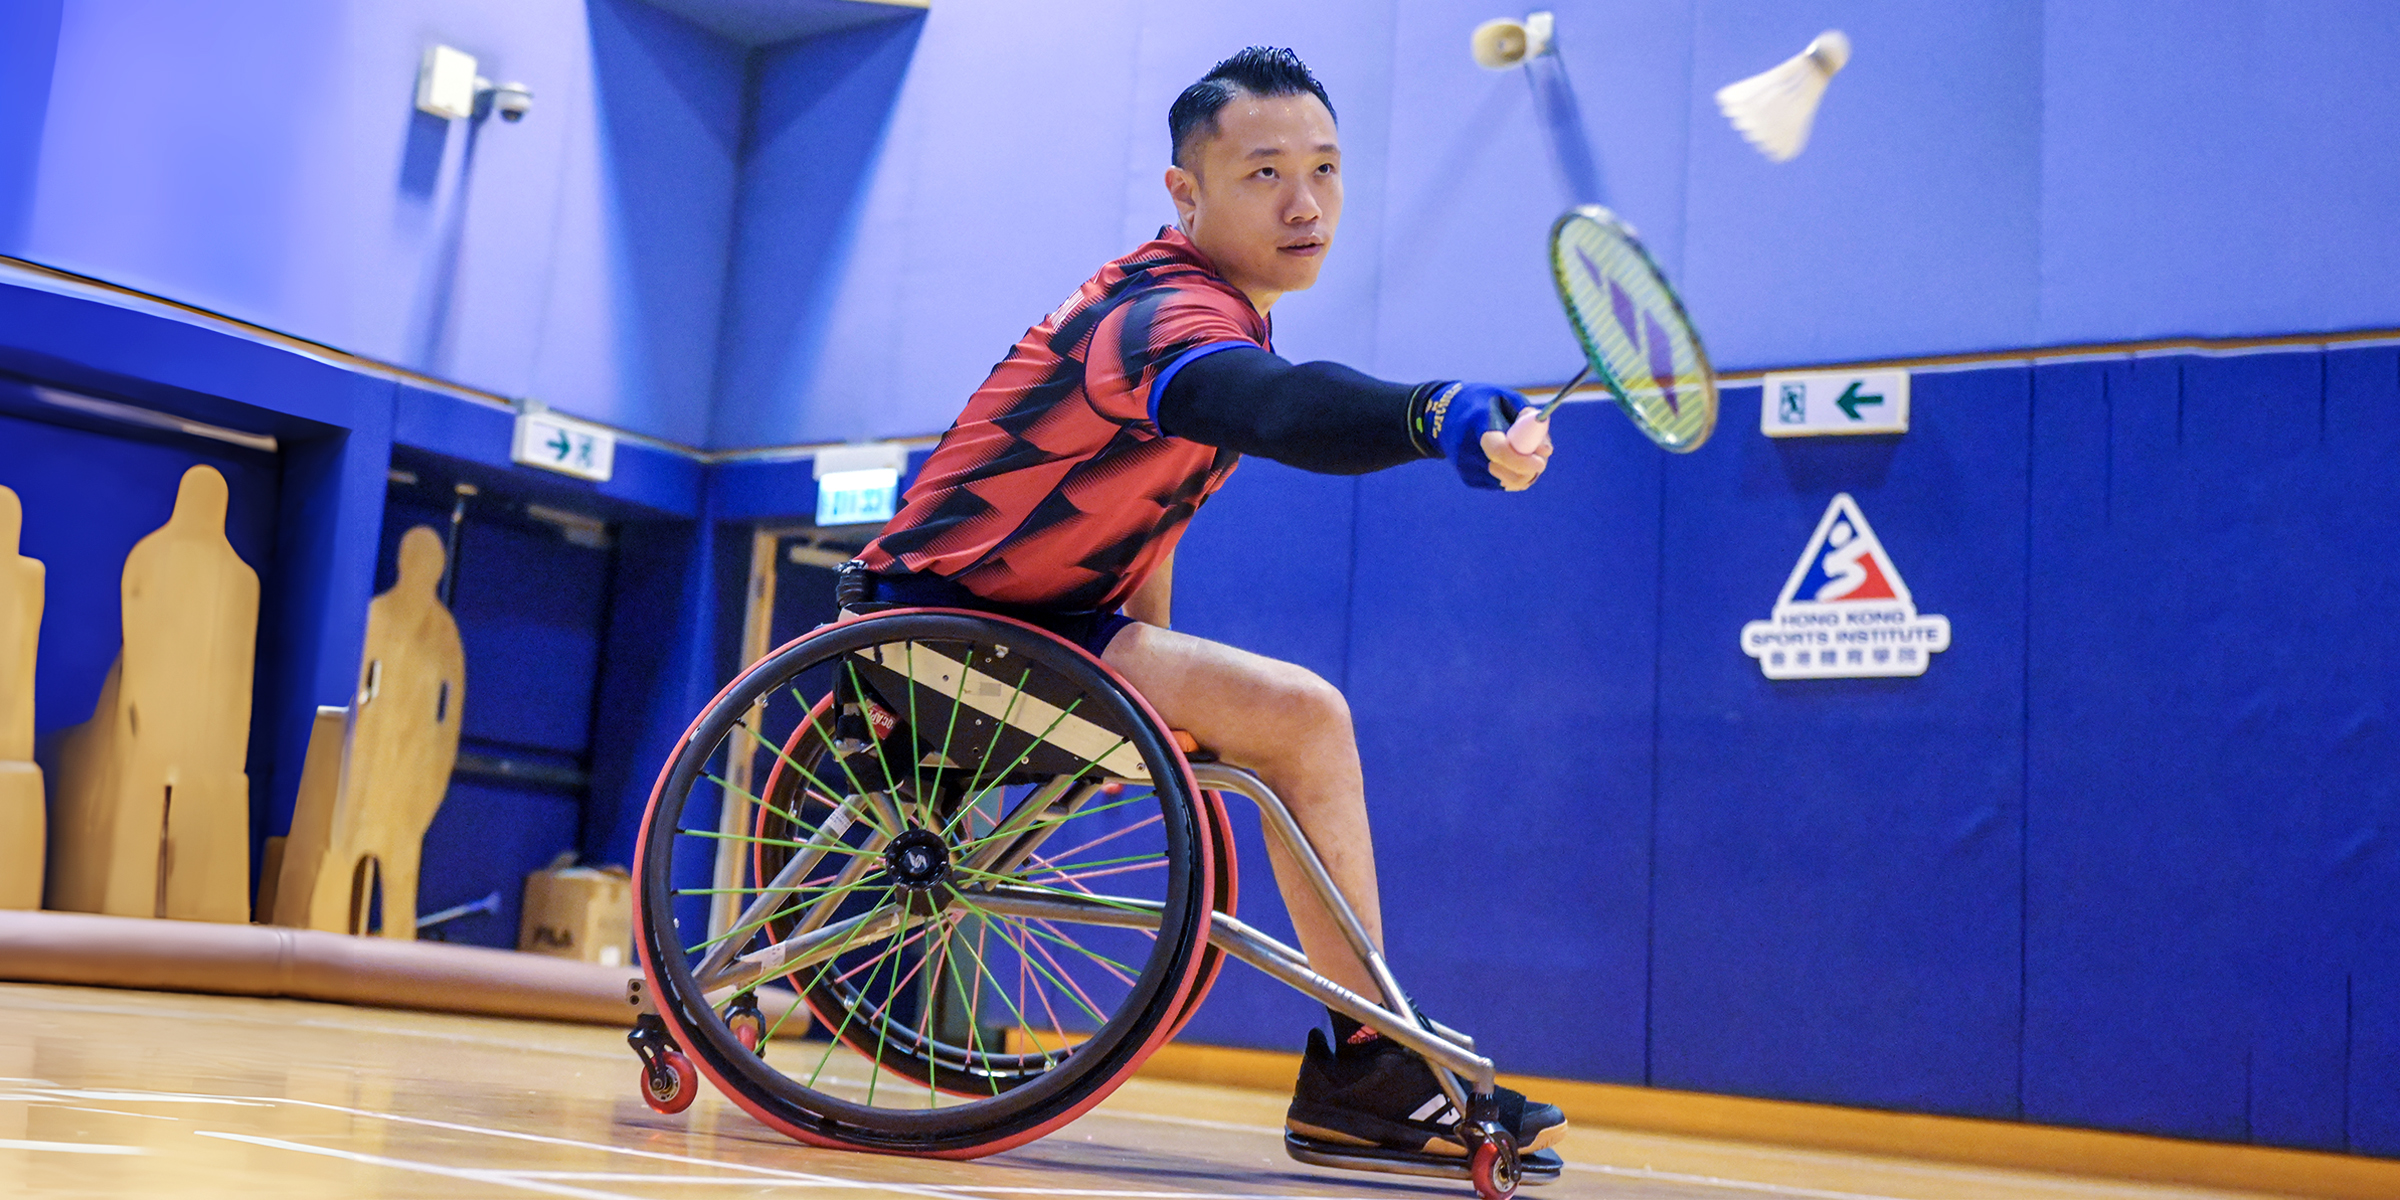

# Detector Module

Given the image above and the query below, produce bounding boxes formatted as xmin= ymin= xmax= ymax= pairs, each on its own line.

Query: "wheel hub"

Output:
xmin=884 ymin=828 xmax=953 ymax=891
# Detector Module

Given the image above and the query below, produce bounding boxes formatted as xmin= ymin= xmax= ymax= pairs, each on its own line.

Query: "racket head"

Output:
xmin=1548 ymin=206 xmax=1718 ymax=452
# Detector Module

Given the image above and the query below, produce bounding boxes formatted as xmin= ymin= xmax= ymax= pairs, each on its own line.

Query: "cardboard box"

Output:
xmin=519 ymin=865 xmax=631 ymax=966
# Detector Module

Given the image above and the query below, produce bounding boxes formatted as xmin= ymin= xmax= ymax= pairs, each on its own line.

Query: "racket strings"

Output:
xmin=1551 ymin=211 xmax=1716 ymax=450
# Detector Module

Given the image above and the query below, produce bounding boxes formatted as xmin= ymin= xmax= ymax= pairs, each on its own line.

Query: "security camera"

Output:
xmin=491 ymin=81 xmax=534 ymax=122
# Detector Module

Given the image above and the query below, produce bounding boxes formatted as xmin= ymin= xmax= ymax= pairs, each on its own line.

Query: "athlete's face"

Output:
xmin=1165 ymin=91 xmax=1342 ymax=314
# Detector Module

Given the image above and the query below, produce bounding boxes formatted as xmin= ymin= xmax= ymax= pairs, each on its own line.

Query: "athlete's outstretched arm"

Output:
xmin=1156 ymin=346 xmax=1548 ymax=489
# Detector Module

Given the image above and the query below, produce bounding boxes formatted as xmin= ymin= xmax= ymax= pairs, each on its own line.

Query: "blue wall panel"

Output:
xmin=416 ymin=780 xmax=583 ymax=950
xmin=1343 ymin=412 xmax=1662 ymax=1083
xmin=443 ymin=516 xmax=615 ymax=758
xmin=1680 ymin=0 xmax=2042 ymax=369
xmin=0 ymin=0 xmax=62 ymax=253
xmin=531 ymin=0 xmax=745 ymax=445
xmin=1650 ymin=372 xmax=2026 ymax=1115
xmin=711 ymin=14 xmax=933 ymax=448
xmin=1375 ymin=0 xmax=1692 ymax=387
xmin=2040 ymin=4 xmax=2400 ymax=346
xmin=2025 ymin=349 xmax=2400 ymax=1149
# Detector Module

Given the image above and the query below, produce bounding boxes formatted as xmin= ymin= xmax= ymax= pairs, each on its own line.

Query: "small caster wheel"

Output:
xmin=641 ymin=1049 xmax=697 ymax=1114
xmin=1469 ymin=1129 xmax=1520 ymax=1200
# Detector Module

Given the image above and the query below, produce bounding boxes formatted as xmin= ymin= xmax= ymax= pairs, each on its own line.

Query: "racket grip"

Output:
xmin=1506 ymin=407 xmax=1552 ymax=456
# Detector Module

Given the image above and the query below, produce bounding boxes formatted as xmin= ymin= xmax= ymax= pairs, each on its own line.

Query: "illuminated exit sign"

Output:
xmin=816 ymin=468 xmax=898 ymax=526
xmin=813 ymin=442 xmax=909 ymax=526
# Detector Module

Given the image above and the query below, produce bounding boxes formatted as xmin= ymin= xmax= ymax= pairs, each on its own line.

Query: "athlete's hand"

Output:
xmin=1419 ymin=382 xmax=1550 ymax=491
xmin=1484 ymin=408 xmax=1553 ymax=490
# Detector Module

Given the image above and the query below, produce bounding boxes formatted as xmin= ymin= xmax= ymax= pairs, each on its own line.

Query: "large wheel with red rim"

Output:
xmin=634 ymin=609 xmax=1215 ymax=1157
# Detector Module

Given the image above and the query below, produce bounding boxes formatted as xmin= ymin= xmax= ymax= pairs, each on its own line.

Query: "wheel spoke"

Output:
xmin=1032 ymin=812 xmax=1165 ymax=871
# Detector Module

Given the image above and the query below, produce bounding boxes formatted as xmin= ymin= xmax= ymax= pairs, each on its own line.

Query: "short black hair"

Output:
xmin=1168 ymin=47 xmax=1336 ymax=169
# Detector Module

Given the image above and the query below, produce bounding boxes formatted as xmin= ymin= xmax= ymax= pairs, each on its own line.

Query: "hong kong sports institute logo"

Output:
xmin=1740 ymin=493 xmax=1950 ymax=680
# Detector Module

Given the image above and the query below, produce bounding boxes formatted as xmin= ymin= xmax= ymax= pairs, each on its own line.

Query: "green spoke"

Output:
xmin=726 ymin=719 xmax=852 ymax=829
xmin=683 ymin=874 xmax=883 ymax=956
xmin=794 ymin=686 xmax=897 ymax=838
xmin=950 ymin=868 xmax=1153 ymax=914
xmin=954 ymin=785 xmax=1153 ymax=851
xmin=1018 ymin=850 xmax=1166 ymax=877
xmin=676 ymin=826 xmax=878 ymax=856
xmin=1004 ymin=914 xmax=1139 ymax=978
xmin=951 ymin=898 xmax=1108 ymax=1026
xmin=944 ymin=891 xmax=1058 ymax=1063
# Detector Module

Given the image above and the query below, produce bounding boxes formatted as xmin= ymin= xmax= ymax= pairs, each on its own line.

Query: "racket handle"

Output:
xmin=1506 ymin=406 xmax=1552 ymax=456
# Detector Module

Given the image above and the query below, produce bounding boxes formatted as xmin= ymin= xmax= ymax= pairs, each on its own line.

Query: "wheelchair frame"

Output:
xmin=627 ymin=606 xmax=1544 ymax=1199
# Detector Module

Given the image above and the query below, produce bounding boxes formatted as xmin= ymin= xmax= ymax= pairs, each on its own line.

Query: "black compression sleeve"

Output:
xmin=1155 ymin=346 xmax=1438 ymax=475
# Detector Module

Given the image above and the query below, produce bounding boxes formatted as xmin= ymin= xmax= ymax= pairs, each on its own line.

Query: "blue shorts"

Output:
xmin=867 ymin=571 xmax=1136 ymax=661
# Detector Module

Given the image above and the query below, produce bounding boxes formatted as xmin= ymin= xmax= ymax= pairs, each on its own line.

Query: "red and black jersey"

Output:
xmin=860 ymin=227 xmax=1266 ymax=612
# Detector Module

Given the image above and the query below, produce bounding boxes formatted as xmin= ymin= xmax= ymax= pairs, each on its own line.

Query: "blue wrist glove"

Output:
xmin=1411 ymin=381 xmax=1525 ymax=491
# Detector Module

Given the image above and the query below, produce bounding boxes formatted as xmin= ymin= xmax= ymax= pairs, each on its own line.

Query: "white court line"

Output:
xmin=0 ymin=1138 xmax=146 ymax=1154
xmin=35 ymin=1088 xmax=269 ymax=1106
xmin=949 ymin=1192 xmax=1445 ymax=1199
xmin=1083 ymin=1108 xmax=1283 ymax=1136
xmin=196 ymin=1132 xmax=646 ymax=1200
xmin=1567 ymin=1161 xmax=1908 ymax=1200
xmin=61 ymin=1105 xmax=179 ymax=1121
xmin=511 ymin=1173 xmax=879 ymax=1184
xmin=223 ymin=1095 xmax=978 ymax=1200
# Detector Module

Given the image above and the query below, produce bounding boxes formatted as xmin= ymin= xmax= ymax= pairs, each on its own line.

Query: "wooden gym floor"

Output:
xmin=0 ymin=982 xmax=2296 ymax=1200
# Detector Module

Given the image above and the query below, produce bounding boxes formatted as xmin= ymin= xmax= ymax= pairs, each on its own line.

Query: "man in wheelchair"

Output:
xmin=852 ymin=47 xmax=1564 ymax=1167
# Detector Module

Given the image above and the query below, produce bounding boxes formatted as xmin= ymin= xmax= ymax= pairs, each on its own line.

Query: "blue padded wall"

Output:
xmin=2025 ymin=348 xmax=2400 ymax=1152
xmin=2039 ymin=3 xmax=2400 ymax=346
xmin=1651 ymin=370 xmax=2028 ymax=1116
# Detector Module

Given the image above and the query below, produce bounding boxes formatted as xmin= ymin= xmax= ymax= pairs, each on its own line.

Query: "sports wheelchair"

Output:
xmin=624 ymin=603 xmax=1555 ymax=1200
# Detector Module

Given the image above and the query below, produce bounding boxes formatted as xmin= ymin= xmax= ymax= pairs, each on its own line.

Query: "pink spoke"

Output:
xmin=1021 ymin=858 xmax=1167 ymax=887
xmin=1035 ymin=812 xmax=1164 ymax=868
xmin=1034 ymin=918 xmax=1136 ymax=987
xmin=1013 ymin=918 xmax=1111 ymax=1026
xmin=877 ymin=927 xmax=943 ymax=1000
xmin=1020 ymin=851 xmax=1159 ymax=944
xmin=966 ymin=916 xmax=992 ymax=1031
xmin=914 ymin=914 xmax=960 ymax=1050
xmin=827 ymin=922 xmax=937 ymax=987
xmin=1016 ymin=932 xmax=1031 ymax=1048
xmin=995 ymin=920 xmax=1073 ymax=1053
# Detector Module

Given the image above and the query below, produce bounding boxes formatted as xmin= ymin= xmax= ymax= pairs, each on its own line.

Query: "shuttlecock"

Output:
xmin=1470 ymin=11 xmax=1554 ymax=70
xmin=1713 ymin=30 xmax=1849 ymax=162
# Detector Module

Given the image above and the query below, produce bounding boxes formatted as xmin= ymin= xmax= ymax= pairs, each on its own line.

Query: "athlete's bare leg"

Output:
xmin=1102 ymin=622 xmax=1383 ymax=1002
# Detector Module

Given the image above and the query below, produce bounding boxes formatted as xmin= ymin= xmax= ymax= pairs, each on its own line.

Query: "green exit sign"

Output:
xmin=817 ymin=467 xmax=898 ymax=526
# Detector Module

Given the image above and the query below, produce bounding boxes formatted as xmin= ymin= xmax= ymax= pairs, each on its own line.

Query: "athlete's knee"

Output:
xmin=1257 ymin=663 xmax=1351 ymax=739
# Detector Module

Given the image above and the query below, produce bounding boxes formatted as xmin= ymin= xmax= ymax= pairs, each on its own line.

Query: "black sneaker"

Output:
xmin=1284 ymin=1028 xmax=1566 ymax=1156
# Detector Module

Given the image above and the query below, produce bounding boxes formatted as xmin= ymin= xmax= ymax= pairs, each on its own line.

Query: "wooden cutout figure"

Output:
xmin=0 ymin=485 xmax=45 ymax=910
xmin=274 ymin=526 xmax=464 ymax=937
xmin=48 ymin=465 xmax=259 ymax=921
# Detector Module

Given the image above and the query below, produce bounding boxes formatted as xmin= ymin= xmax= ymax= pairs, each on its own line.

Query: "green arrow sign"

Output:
xmin=1834 ymin=380 xmax=1885 ymax=420
xmin=547 ymin=429 xmax=573 ymax=460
